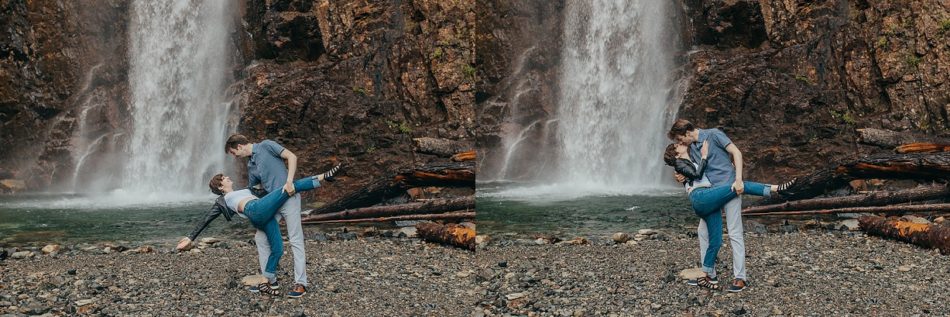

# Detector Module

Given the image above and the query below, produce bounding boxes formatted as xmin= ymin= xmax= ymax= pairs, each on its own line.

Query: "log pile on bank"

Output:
xmin=744 ymin=129 xmax=950 ymax=252
xmin=301 ymin=142 xmax=476 ymax=249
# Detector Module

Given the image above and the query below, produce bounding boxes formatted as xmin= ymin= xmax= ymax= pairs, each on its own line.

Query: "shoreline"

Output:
xmin=1 ymin=237 xmax=475 ymax=316
xmin=474 ymin=229 xmax=949 ymax=316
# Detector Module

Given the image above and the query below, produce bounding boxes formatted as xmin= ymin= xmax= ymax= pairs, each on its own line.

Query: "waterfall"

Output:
xmin=122 ymin=0 xmax=235 ymax=196
xmin=552 ymin=0 xmax=680 ymax=193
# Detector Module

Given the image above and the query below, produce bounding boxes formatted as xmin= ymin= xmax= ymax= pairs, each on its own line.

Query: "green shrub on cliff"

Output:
xmin=875 ymin=37 xmax=887 ymax=48
xmin=941 ymin=19 xmax=950 ymax=33
xmin=462 ymin=64 xmax=476 ymax=79
xmin=905 ymin=55 xmax=921 ymax=68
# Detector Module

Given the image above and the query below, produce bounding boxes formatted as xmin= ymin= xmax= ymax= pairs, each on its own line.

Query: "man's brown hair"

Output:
xmin=209 ymin=174 xmax=225 ymax=195
xmin=667 ymin=119 xmax=695 ymax=140
xmin=225 ymin=134 xmax=250 ymax=153
xmin=663 ymin=143 xmax=678 ymax=167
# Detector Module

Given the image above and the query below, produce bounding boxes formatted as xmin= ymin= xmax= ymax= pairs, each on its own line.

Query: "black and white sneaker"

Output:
xmin=319 ymin=163 xmax=343 ymax=182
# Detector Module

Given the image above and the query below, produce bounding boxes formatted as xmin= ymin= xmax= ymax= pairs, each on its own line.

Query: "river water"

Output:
xmin=0 ymin=194 xmax=247 ymax=247
xmin=477 ymin=182 xmax=697 ymax=238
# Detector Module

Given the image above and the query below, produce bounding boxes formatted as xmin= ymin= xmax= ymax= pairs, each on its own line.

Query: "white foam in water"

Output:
xmin=0 ymin=191 xmax=214 ymax=210
xmin=478 ymin=182 xmax=680 ymax=202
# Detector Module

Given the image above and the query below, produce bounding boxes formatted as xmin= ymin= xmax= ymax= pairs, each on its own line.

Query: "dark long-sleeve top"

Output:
xmin=673 ymin=157 xmax=708 ymax=187
xmin=187 ymin=187 xmax=267 ymax=241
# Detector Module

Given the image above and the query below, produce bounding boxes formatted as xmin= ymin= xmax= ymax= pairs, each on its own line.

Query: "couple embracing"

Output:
xmin=177 ymin=134 xmax=341 ymax=297
xmin=664 ymin=119 xmax=794 ymax=292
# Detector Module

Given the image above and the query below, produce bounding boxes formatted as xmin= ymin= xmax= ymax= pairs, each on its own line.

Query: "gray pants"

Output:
xmin=697 ymin=195 xmax=746 ymax=280
xmin=254 ymin=194 xmax=307 ymax=286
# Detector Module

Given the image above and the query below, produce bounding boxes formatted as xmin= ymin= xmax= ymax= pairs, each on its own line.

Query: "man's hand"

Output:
xmin=283 ymin=181 xmax=296 ymax=196
xmin=674 ymin=172 xmax=686 ymax=183
xmin=731 ymin=180 xmax=744 ymax=194
xmin=176 ymin=237 xmax=192 ymax=251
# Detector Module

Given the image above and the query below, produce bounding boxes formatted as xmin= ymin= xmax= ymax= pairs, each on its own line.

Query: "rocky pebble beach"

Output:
xmin=0 ymin=235 xmax=475 ymax=316
xmin=474 ymin=229 xmax=950 ymax=316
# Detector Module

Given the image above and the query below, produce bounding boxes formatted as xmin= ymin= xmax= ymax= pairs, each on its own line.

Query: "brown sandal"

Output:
xmin=697 ymin=276 xmax=721 ymax=290
xmin=257 ymin=282 xmax=280 ymax=296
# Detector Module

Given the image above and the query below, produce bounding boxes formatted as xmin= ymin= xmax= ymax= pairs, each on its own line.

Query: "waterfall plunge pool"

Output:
xmin=477 ymin=182 xmax=698 ymax=239
xmin=0 ymin=193 xmax=249 ymax=247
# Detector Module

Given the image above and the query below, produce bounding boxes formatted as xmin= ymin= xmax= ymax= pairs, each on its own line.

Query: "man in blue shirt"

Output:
xmin=226 ymin=134 xmax=309 ymax=298
xmin=668 ymin=119 xmax=748 ymax=292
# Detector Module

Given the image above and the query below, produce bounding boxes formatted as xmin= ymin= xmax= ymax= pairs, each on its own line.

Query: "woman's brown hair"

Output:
xmin=663 ymin=143 xmax=679 ymax=167
xmin=208 ymin=174 xmax=225 ymax=195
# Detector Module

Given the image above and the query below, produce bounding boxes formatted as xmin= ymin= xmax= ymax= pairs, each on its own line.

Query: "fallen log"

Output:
xmin=773 ymin=152 xmax=950 ymax=201
xmin=311 ymin=161 xmax=475 ymax=214
xmin=395 ymin=161 xmax=475 ymax=186
xmin=858 ymin=215 xmax=950 ymax=254
xmin=836 ymin=152 xmax=950 ymax=179
xmin=302 ymin=211 xmax=474 ymax=224
xmin=416 ymin=222 xmax=476 ymax=250
xmin=301 ymin=197 xmax=474 ymax=222
xmin=857 ymin=128 xmax=950 ymax=149
xmin=744 ymin=203 xmax=950 ymax=217
xmin=743 ymin=185 xmax=950 ymax=214
xmin=412 ymin=137 xmax=472 ymax=157
xmin=451 ymin=150 xmax=476 ymax=162
xmin=310 ymin=177 xmax=409 ymax=214
xmin=895 ymin=143 xmax=950 ymax=154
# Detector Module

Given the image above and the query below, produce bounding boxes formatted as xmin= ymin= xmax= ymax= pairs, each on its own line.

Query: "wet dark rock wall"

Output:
xmin=0 ymin=0 xmax=130 ymax=189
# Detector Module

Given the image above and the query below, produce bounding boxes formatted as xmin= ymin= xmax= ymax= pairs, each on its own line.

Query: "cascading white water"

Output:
xmin=123 ymin=0 xmax=235 ymax=197
xmin=553 ymin=0 xmax=679 ymax=193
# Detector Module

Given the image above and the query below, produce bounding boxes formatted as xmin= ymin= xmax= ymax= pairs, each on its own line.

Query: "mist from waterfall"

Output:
xmin=118 ymin=0 xmax=235 ymax=203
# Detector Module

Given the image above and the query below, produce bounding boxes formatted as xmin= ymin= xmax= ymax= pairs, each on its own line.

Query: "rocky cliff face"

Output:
xmin=678 ymin=0 xmax=949 ymax=182
xmin=0 ymin=0 xmax=474 ymax=196
xmin=235 ymin=0 xmax=475 ymax=201
xmin=0 ymin=0 xmax=129 ymax=189
xmin=477 ymin=0 xmax=949 ymax=183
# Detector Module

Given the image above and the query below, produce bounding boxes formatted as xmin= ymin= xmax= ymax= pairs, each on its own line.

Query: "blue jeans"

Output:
xmin=243 ymin=177 xmax=320 ymax=281
xmin=689 ymin=181 xmax=770 ymax=274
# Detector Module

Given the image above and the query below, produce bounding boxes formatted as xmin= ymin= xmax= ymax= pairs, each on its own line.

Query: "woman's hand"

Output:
xmin=701 ymin=140 xmax=709 ymax=159
xmin=176 ymin=237 xmax=192 ymax=251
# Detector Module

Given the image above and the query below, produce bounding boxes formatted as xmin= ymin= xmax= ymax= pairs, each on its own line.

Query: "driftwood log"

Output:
xmin=895 ymin=143 xmax=950 ymax=154
xmin=857 ymin=128 xmax=950 ymax=149
xmin=743 ymin=185 xmax=949 ymax=214
xmin=451 ymin=150 xmax=476 ymax=162
xmin=744 ymin=203 xmax=950 ymax=217
xmin=416 ymin=222 xmax=476 ymax=250
xmin=775 ymin=152 xmax=950 ymax=201
xmin=396 ymin=161 xmax=476 ymax=186
xmin=859 ymin=215 xmax=950 ymax=254
xmin=412 ymin=137 xmax=472 ymax=157
xmin=302 ymin=197 xmax=474 ymax=222
xmin=311 ymin=161 xmax=475 ymax=214
xmin=302 ymin=211 xmax=475 ymax=224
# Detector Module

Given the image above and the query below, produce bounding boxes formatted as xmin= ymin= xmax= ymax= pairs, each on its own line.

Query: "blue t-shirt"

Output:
xmin=688 ymin=129 xmax=736 ymax=187
xmin=247 ymin=140 xmax=288 ymax=193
